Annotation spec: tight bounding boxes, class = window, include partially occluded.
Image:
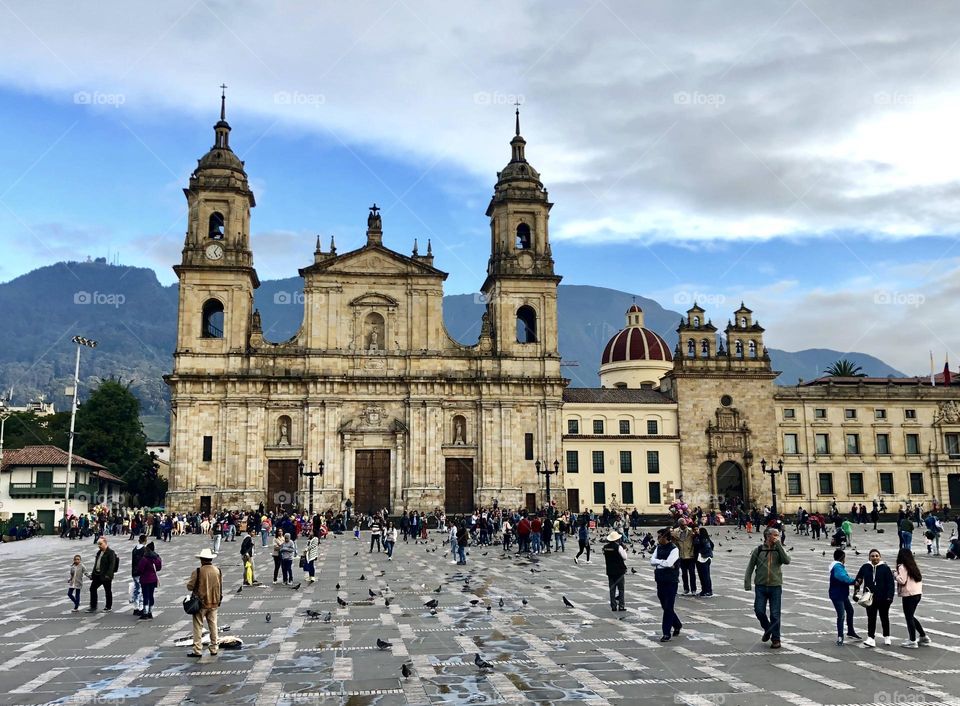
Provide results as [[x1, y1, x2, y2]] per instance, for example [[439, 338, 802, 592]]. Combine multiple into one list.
[[524, 433, 534, 461], [688, 339, 696, 356], [876, 434, 890, 455], [619, 419, 630, 435], [875, 409, 887, 420], [202, 435, 213, 462], [516, 306, 538, 344], [783, 433, 799, 455], [515, 223, 531, 250], [201, 299, 224, 339], [593, 482, 605, 505], [910, 472, 925, 495], [849, 472, 864, 495], [814, 408, 827, 419], [735, 340, 743, 357], [566, 450, 579, 474], [815, 433, 830, 455], [783, 408, 796, 420], [614, 382, 627, 389], [844, 408, 857, 420], [748, 340, 757, 358], [646, 419, 658, 435], [567, 419, 579, 435], [648, 481, 662, 505], [646, 450, 660, 474], [906, 434, 920, 455], [592, 450, 604, 473], [946, 433, 960, 459], [786, 473, 802, 495], [846, 433, 860, 455], [905, 409, 917, 420], [818, 472, 834, 495], [879, 473, 894, 495], [619, 451, 633, 473], [701, 339, 709, 356], [621, 481, 634, 504], [35, 470, 53, 489], [208, 211, 224, 239], [593, 419, 604, 435]]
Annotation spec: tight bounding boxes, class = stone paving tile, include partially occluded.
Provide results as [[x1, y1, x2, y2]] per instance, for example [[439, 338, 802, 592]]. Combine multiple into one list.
[[1, 523, 959, 704]]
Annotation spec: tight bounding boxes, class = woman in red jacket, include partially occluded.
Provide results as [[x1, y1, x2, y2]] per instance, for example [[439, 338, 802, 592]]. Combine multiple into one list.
[[136, 541, 162, 620]]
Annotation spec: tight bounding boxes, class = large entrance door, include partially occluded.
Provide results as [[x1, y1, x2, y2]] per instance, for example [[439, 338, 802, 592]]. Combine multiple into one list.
[[949, 474, 960, 508], [355, 450, 391, 515], [37, 510, 55, 535], [200, 496, 211, 516], [566, 489, 580, 513], [716, 461, 745, 506], [267, 459, 299, 512], [444, 458, 474, 514]]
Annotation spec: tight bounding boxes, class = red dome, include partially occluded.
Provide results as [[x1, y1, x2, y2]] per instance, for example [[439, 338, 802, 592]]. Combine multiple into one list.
[[627, 303, 642, 313], [601, 326, 672, 364]]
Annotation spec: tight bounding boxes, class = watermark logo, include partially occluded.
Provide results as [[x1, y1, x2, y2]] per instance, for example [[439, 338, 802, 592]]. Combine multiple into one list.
[[474, 91, 524, 106], [274, 290, 305, 305], [674, 91, 726, 108], [73, 91, 126, 108], [274, 91, 325, 107], [875, 692, 926, 705], [873, 290, 925, 308], [74, 291, 125, 308], [673, 291, 726, 307], [873, 91, 916, 107]]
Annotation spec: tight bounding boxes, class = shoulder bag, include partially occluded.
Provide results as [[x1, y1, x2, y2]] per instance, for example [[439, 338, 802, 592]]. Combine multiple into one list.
[[183, 568, 202, 615]]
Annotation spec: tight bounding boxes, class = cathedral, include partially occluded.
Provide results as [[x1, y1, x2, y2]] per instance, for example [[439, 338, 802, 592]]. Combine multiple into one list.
[[164, 98, 566, 514]]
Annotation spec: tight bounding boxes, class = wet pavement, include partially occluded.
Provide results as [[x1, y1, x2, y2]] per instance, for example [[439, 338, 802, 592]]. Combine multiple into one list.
[[1, 522, 959, 705]]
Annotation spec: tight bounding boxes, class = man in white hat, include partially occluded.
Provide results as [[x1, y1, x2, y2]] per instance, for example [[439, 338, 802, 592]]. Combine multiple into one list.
[[186, 548, 223, 658], [602, 530, 628, 611]]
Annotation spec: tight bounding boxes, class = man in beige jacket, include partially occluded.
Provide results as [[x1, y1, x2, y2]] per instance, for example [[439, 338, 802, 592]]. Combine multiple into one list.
[[186, 547, 223, 657]]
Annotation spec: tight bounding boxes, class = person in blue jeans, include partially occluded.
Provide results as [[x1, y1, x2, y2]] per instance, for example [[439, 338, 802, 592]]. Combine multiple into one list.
[[827, 548, 860, 645], [650, 529, 682, 641], [744, 527, 791, 649], [899, 517, 914, 551]]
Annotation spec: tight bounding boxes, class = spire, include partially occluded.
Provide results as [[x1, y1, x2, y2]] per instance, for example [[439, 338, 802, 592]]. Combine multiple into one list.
[[329, 234, 336, 255], [213, 84, 231, 150], [412, 237, 419, 256], [427, 239, 432, 256], [515, 100, 521, 137], [315, 234, 321, 253], [220, 83, 227, 121]]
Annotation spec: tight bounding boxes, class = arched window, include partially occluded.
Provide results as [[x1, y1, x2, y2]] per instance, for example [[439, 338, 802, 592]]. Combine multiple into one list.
[[701, 339, 709, 356], [748, 340, 757, 358], [516, 223, 531, 250], [201, 299, 224, 339], [208, 212, 225, 240], [740, 316, 747, 328], [687, 339, 695, 356], [614, 382, 628, 389], [516, 305, 538, 343], [734, 340, 743, 357], [364, 311, 385, 351], [693, 316, 700, 327]]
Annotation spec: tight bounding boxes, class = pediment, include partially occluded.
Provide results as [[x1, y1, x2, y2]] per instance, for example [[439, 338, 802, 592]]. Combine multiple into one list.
[[301, 245, 447, 279]]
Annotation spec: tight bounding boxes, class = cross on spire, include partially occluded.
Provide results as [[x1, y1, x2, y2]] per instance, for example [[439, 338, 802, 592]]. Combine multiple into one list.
[[219, 83, 228, 120], [369, 203, 380, 215], [514, 99, 521, 136]]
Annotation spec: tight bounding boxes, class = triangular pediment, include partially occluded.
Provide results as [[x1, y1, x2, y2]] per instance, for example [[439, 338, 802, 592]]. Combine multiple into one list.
[[300, 245, 447, 278]]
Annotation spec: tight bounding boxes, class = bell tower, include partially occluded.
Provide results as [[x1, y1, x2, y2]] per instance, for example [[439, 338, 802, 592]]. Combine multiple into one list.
[[481, 107, 561, 359], [173, 87, 259, 355]]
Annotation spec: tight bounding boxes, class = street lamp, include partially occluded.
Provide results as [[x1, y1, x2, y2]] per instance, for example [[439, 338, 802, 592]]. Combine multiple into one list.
[[64, 336, 97, 523], [760, 457, 784, 518], [535, 459, 560, 513], [299, 460, 324, 516]]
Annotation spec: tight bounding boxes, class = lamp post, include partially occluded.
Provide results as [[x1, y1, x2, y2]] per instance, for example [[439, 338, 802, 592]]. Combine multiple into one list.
[[64, 336, 97, 524], [535, 459, 560, 514], [299, 460, 324, 516], [760, 457, 784, 518]]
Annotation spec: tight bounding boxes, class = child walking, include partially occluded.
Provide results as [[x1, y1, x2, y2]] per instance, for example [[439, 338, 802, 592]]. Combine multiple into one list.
[[68, 554, 86, 611]]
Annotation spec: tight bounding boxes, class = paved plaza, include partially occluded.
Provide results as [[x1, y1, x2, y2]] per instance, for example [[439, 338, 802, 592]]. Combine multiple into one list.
[[0, 522, 958, 705]]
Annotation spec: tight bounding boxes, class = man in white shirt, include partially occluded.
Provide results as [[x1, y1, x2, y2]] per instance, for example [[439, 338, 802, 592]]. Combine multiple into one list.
[[650, 528, 682, 642]]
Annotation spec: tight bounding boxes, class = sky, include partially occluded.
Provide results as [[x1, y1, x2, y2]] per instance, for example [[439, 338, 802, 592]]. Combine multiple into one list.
[[1, 1, 959, 376]]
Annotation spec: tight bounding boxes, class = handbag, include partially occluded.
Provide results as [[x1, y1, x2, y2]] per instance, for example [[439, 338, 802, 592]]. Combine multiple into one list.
[[299, 555, 307, 570], [183, 569, 202, 615], [856, 588, 873, 607]]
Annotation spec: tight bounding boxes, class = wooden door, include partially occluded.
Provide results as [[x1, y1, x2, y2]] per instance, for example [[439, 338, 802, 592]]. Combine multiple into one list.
[[267, 459, 299, 512], [200, 496, 211, 516], [444, 458, 474, 514], [525, 492, 537, 513], [566, 489, 580, 513], [355, 450, 391, 515]]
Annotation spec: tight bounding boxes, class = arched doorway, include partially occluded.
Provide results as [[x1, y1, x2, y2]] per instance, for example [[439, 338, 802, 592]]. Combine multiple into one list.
[[716, 461, 745, 507]]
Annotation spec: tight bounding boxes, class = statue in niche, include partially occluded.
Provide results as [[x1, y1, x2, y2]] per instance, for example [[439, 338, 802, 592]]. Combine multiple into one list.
[[454, 418, 466, 445], [277, 417, 291, 446]]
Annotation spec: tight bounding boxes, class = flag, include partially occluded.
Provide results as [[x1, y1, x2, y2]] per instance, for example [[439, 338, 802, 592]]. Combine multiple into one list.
[[931, 350, 936, 386], [945, 356, 952, 386]]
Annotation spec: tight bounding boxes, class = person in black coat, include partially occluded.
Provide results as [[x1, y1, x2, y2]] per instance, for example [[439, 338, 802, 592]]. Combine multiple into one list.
[[87, 537, 119, 612], [853, 548, 896, 647]]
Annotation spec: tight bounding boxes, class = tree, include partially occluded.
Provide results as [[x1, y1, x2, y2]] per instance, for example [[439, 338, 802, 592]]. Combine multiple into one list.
[[74, 379, 166, 506], [824, 359, 865, 377], [1, 410, 71, 450]]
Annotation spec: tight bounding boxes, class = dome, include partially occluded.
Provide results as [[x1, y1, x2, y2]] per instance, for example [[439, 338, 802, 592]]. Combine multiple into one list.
[[601, 326, 672, 364], [627, 303, 642, 313], [197, 145, 245, 173]]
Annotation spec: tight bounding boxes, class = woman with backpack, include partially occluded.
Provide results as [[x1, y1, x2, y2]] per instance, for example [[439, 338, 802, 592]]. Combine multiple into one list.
[[853, 548, 895, 647], [895, 548, 929, 648], [135, 541, 162, 620]]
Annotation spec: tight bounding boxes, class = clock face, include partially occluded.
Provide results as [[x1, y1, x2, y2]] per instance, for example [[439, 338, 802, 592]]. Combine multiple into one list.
[[205, 243, 224, 261]]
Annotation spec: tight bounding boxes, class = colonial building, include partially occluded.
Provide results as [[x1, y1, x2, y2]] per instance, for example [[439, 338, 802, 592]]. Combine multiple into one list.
[[165, 101, 566, 514]]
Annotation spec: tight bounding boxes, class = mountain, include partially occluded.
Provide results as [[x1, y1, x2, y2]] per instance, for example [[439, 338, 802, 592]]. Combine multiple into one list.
[[0, 263, 905, 439]]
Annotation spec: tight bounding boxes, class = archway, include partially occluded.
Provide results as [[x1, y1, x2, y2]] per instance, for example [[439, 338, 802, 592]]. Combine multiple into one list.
[[716, 460, 745, 507]]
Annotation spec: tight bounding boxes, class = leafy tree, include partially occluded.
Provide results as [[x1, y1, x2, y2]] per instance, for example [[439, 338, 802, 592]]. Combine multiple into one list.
[[824, 359, 865, 377], [1, 411, 71, 450], [74, 379, 167, 506]]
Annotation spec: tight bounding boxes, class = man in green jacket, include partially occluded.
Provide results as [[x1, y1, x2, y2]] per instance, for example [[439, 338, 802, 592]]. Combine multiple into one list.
[[744, 527, 791, 649]]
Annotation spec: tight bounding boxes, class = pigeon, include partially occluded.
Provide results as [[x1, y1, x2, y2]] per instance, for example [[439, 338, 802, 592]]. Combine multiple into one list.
[[306, 609, 321, 619], [726, 549, 734, 552], [498, 597, 504, 608], [292, 583, 301, 590], [424, 599, 439, 609], [336, 583, 341, 590], [354, 551, 359, 556], [384, 597, 391, 607], [265, 613, 271, 623], [855, 549, 861, 556], [521, 598, 528, 606], [486, 605, 491, 611], [822, 550, 826, 556], [434, 585, 442, 593], [630, 567, 637, 574], [562, 596, 574, 608], [470, 599, 480, 605], [401, 662, 412, 678], [337, 596, 348, 607], [323, 612, 332, 622], [236, 586, 243, 594], [474, 653, 494, 670], [369, 589, 377, 598], [360, 574, 366, 581], [376, 638, 392, 650]]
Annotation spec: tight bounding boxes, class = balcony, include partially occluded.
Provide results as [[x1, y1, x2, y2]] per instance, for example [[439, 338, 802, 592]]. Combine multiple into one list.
[[8, 483, 94, 498]]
